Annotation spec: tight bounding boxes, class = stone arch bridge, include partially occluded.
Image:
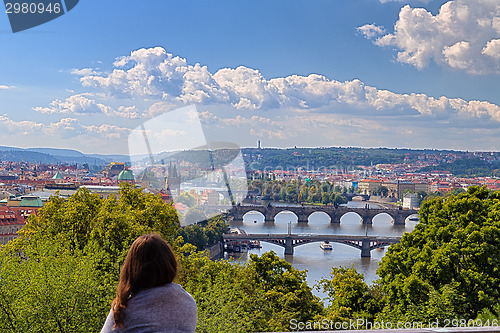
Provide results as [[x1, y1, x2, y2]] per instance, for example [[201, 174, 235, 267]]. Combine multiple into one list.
[[229, 204, 418, 225], [223, 233, 401, 257]]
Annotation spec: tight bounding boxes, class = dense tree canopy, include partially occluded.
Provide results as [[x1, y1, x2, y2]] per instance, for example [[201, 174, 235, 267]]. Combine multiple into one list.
[[377, 186, 500, 321], [0, 183, 180, 332], [2, 183, 500, 332]]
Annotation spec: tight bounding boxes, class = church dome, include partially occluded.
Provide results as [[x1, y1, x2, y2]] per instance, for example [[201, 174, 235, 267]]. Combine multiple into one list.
[[52, 171, 64, 180], [117, 169, 134, 181]]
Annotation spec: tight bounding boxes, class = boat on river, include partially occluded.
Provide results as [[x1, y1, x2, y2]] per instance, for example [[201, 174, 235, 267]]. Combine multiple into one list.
[[225, 228, 248, 252], [249, 240, 262, 248], [320, 241, 333, 250]]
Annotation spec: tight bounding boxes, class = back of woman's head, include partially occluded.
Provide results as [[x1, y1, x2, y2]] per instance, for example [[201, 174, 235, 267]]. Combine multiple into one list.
[[112, 233, 177, 327]]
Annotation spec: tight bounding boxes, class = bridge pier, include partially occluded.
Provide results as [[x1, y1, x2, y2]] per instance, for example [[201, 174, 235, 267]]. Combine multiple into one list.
[[329, 213, 340, 224], [284, 237, 294, 255], [362, 216, 372, 225], [393, 213, 407, 225], [264, 212, 274, 223], [297, 212, 308, 223], [361, 240, 371, 257]]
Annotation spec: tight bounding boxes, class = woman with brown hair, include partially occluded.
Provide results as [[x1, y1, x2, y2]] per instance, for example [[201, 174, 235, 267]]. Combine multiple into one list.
[[100, 233, 197, 333]]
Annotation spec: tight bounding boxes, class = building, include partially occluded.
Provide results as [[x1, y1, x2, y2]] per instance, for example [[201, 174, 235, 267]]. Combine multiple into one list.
[[165, 164, 181, 196], [358, 179, 382, 195], [0, 206, 39, 245], [403, 192, 419, 209], [117, 169, 135, 184], [102, 162, 125, 178]]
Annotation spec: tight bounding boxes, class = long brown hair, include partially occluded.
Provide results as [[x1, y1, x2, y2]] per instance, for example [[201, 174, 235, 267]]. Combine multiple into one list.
[[112, 233, 177, 327]]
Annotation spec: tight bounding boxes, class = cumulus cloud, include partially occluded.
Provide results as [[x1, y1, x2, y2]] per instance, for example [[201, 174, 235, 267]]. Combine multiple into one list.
[[83, 123, 131, 139], [0, 115, 43, 135], [364, 0, 500, 74], [482, 39, 500, 59], [71, 68, 101, 76], [0, 85, 15, 90], [56, 46, 500, 125], [33, 93, 141, 118], [33, 94, 109, 115], [0, 115, 130, 140], [357, 24, 386, 39]]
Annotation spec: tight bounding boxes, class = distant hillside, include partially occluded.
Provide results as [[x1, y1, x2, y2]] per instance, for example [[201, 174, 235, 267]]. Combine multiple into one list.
[[26, 148, 85, 157], [0, 146, 129, 166], [240, 147, 458, 170], [419, 158, 500, 177], [0, 150, 61, 164]]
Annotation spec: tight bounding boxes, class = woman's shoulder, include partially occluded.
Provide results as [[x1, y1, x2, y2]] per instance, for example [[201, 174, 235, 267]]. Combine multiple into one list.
[[135, 283, 195, 305]]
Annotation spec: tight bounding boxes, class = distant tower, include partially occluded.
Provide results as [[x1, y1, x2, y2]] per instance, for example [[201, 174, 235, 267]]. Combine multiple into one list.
[[165, 163, 181, 196], [19, 166, 26, 181], [258, 140, 261, 150]]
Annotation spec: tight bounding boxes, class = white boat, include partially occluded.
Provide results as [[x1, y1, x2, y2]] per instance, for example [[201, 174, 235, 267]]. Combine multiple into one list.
[[320, 241, 333, 250]]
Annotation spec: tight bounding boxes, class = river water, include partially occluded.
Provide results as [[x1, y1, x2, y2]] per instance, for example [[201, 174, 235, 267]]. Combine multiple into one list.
[[226, 201, 418, 301]]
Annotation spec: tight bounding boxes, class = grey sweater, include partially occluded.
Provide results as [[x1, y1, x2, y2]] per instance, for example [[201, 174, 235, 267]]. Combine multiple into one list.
[[100, 283, 197, 333]]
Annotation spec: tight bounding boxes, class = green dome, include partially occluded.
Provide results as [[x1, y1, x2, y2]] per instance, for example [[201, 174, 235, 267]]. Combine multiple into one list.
[[52, 171, 64, 180], [20, 196, 43, 208], [117, 169, 134, 181]]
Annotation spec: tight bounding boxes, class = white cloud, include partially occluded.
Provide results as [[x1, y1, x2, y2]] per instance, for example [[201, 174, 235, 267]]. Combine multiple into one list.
[[114, 105, 140, 119], [83, 124, 131, 139], [33, 93, 141, 119], [0, 85, 15, 90], [0, 115, 130, 140], [482, 39, 500, 59], [366, 0, 500, 74], [71, 68, 100, 76], [357, 24, 386, 39], [33, 94, 107, 115], [0, 115, 43, 135], [59, 47, 500, 125]]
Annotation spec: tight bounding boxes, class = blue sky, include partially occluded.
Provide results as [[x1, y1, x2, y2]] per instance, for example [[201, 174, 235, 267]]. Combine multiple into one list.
[[0, 0, 499, 154]]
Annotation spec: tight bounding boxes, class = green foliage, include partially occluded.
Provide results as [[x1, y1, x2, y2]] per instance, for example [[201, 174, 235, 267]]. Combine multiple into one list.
[[247, 251, 324, 331], [176, 192, 196, 207], [248, 178, 350, 206], [176, 244, 264, 333], [183, 206, 208, 225], [477, 304, 500, 322], [377, 186, 500, 321], [0, 242, 111, 333], [0, 183, 180, 333], [317, 267, 381, 322], [176, 216, 227, 251], [420, 158, 500, 177], [372, 186, 389, 197]]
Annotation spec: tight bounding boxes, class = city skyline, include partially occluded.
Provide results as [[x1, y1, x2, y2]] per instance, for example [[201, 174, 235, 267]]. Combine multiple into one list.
[[1, 0, 499, 154]]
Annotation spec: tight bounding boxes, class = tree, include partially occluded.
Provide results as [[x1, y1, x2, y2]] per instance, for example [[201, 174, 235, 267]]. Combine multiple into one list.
[[377, 186, 500, 321], [317, 267, 381, 323], [0, 183, 180, 332], [373, 186, 388, 197], [183, 207, 207, 225], [247, 251, 323, 331], [176, 192, 196, 207], [321, 192, 331, 205], [176, 244, 264, 333]]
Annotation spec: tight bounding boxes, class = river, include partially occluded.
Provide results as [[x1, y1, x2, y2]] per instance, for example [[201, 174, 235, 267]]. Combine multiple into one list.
[[226, 201, 419, 302]]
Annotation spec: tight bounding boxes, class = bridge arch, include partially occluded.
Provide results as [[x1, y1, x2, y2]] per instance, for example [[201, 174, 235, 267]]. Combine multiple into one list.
[[371, 212, 395, 226], [272, 210, 299, 223], [307, 211, 331, 224], [241, 210, 265, 223], [339, 211, 363, 224]]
